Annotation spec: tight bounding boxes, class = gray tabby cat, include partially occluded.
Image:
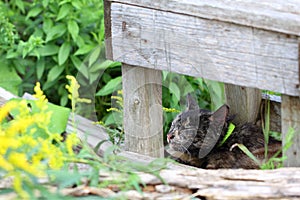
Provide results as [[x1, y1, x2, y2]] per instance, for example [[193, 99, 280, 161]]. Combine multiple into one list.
[[166, 94, 281, 169]]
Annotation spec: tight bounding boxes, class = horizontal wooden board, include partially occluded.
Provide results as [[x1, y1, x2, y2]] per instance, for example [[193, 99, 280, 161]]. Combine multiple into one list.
[[107, 0, 300, 37], [110, 3, 299, 96]]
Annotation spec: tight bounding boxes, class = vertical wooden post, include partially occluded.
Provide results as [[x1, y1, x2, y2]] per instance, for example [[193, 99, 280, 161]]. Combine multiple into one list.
[[103, 0, 113, 60], [122, 64, 164, 157], [224, 84, 261, 125], [282, 95, 300, 167]]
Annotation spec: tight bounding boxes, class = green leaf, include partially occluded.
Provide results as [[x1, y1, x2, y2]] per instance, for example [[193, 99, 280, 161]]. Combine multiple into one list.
[[46, 24, 67, 42], [6, 49, 19, 59], [43, 18, 53, 33], [36, 59, 45, 80], [70, 55, 82, 71], [71, 0, 83, 9], [0, 61, 22, 95], [58, 42, 71, 65], [95, 76, 122, 96], [205, 79, 225, 110], [56, 4, 72, 21], [89, 60, 114, 73], [231, 143, 260, 165], [74, 35, 85, 47], [88, 46, 101, 66], [68, 20, 79, 41], [169, 82, 180, 100], [74, 45, 95, 56], [162, 71, 169, 81], [42, 0, 50, 8], [12, 60, 25, 75], [47, 65, 64, 82], [60, 94, 68, 106], [37, 44, 59, 56], [219, 123, 235, 147], [15, 0, 25, 13], [26, 6, 43, 19]]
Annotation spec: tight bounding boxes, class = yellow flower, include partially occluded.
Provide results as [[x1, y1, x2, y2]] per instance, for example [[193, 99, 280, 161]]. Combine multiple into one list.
[[5, 117, 35, 137], [66, 75, 80, 100], [66, 75, 91, 111], [107, 107, 121, 113], [33, 82, 48, 111], [0, 101, 17, 122], [0, 136, 20, 154], [8, 152, 43, 176], [33, 82, 47, 102], [65, 132, 80, 156], [163, 107, 180, 113]]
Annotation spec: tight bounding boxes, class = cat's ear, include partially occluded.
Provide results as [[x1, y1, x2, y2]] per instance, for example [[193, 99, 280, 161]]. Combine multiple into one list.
[[197, 104, 229, 158], [186, 94, 199, 110], [210, 104, 229, 125]]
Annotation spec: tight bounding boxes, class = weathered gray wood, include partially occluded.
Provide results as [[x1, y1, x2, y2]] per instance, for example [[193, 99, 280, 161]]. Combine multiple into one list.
[[104, 0, 113, 60], [107, 0, 300, 37], [0, 87, 17, 103], [261, 94, 282, 133], [122, 64, 163, 157], [66, 114, 112, 157], [225, 84, 261, 125], [110, 3, 299, 96], [282, 95, 300, 167]]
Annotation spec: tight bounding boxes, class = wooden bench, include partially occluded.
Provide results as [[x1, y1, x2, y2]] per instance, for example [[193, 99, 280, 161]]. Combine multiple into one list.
[[104, 0, 300, 166]]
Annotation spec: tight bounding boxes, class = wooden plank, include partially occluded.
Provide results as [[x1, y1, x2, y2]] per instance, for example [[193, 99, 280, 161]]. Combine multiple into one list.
[[107, 0, 300, 37], [66, 114, 113, 157], [225, 84, 261, 125], [110, 3, 299, 96], [104, 0, 113, 60], [122, 64, 163, 157], [281, 95, 300, 167]]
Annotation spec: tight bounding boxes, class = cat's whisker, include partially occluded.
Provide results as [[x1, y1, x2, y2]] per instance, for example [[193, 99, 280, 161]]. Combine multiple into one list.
[[180, 144, 192, 157]]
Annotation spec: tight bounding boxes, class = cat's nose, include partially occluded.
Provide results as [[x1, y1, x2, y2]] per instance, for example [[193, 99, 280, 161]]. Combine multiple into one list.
[[167, 133, 174, 143]]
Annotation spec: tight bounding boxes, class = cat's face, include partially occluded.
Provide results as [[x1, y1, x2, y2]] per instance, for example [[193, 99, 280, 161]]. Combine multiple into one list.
[[167, 94, 229, 159], [167, 105, 211, 158]]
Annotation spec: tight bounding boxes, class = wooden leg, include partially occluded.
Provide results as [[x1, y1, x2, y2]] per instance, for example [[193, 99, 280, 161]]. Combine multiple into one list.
[[224, 83, 261, 125], [122, 64, 163, 157], [281, 95, 300, 167]]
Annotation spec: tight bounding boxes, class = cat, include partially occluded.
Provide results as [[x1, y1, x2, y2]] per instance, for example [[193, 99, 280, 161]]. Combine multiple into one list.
[[166, 94, 281, 169]]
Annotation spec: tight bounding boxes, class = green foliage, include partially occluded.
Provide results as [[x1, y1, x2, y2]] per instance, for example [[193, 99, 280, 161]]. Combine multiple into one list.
[[219, 122, 235, 147], [0, 58, 22, 95], [0, 77, 171, 199], [0, 0, 120, 110]]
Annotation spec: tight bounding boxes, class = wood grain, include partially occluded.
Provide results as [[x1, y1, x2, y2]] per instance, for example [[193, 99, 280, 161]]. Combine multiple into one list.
[[106, 0, 300, 37], [110, 3, 299, 96], [225, 84, 261, 125], [281, 95, 300, 167], [104, 0, 113, 60], [122, 64, 164, 157]]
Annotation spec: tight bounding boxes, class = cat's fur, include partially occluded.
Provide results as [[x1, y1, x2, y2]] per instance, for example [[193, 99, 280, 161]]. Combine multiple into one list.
[[166, 94, 281, 169]]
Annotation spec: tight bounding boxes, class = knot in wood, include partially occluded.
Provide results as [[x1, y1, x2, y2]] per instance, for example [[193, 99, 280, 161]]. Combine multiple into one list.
[[134, 99, 140, 105]]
